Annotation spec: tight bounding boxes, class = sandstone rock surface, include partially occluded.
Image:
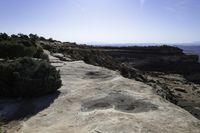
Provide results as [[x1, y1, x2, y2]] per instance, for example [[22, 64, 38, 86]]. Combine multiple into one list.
[[5, 53, 200, 133]]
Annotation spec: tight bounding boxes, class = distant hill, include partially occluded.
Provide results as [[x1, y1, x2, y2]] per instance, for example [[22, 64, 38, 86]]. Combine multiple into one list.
[[92, 43, 162, 46], [177, 45, 200, 62]]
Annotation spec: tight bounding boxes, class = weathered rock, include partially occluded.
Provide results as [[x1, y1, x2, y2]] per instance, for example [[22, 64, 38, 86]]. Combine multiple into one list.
[[52, 53, 72, 61], [41, 43, 200, 119], [4, 54, 200, 133], [146, 73, 200, 119]]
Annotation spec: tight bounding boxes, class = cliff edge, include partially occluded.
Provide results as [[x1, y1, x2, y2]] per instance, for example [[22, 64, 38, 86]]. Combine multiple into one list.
[[5, 51, 200, 133]]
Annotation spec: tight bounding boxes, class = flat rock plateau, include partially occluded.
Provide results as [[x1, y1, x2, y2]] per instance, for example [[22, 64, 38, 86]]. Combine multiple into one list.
[[3, 51, 200, 133]]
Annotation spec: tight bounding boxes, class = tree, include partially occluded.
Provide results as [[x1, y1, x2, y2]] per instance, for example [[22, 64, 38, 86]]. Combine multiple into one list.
[[0, 33, 9, 40], [39, 36, 46, 41], [29, 34, 39, 41], [11, 34, 18, 39], [18, 33, 29, 39], [48, 38, 54, 42]]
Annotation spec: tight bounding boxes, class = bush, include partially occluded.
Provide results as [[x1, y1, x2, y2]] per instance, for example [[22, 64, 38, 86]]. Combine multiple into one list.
[[0, 41, 36, 59], [29, 34, 39, 41], [0, 57, 62, 97], [0, 122, 3, 133], [33, 46, 44, 58], [40, 53, 49, 61], [0, 40, 46, 60], [0, 33, 9, 40], [0, 126, 2, 133]]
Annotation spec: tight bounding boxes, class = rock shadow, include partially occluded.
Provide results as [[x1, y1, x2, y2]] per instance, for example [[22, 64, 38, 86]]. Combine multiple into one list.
[[81, 92, 158, 113], [0, 91, 60, 123]]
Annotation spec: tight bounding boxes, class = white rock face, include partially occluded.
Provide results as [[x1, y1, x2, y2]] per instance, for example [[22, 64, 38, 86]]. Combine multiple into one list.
[[7, 53, 200, 133]]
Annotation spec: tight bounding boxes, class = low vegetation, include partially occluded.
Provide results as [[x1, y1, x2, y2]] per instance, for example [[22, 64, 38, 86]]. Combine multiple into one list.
[[0, 33, 61, 97], [0, 119, 3, 133], [0, 33, 48, 60], [0, 58, 61, 97]]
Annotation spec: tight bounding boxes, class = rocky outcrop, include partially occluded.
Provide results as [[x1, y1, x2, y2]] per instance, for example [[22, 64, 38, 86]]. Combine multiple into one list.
[[40, 42, 200, 83], [96, 46, 200, 84], [4, 52, 200, 133], [145, 72, 200, 119], [39, 42, 200, 119]]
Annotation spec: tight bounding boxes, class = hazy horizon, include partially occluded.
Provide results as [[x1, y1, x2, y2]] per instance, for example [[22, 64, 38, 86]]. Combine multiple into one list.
[[0, 0, 200, 44]]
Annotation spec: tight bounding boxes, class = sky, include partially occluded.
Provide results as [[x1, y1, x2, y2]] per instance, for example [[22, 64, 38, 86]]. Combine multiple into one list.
[[0, 0, 200, 44]]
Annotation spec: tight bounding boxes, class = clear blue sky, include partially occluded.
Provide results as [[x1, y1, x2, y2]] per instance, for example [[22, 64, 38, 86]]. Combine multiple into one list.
[[0, 0, 200, 44]]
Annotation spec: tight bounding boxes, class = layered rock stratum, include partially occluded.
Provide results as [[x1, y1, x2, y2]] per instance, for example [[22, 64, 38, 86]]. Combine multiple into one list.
[[4, 51, 200, 133], [40, 41, 200, 119]]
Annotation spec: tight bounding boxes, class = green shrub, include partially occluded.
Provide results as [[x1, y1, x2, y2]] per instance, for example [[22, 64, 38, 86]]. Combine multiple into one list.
[[0, 33, 9, 41], [0, 40, 47, 60], [33, 46, 44, 58], [0, 123, 2, 133], [40, 53, 49, 61], [0, 126, 2, 133], [0, 42, 29, 58], [0, 33, 46, 60], [0, 118, 3, 133], [29, 34, 39, 41], [0, 41, 34, 59], [0, 57, 62, 97]]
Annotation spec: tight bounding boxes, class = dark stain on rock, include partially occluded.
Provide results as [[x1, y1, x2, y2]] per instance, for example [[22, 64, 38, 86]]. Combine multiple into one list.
[[84, 71, 111, 79], [114, 100, 158, 113], [81, 92, 158, 113], [81, 99, 112, 112]]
